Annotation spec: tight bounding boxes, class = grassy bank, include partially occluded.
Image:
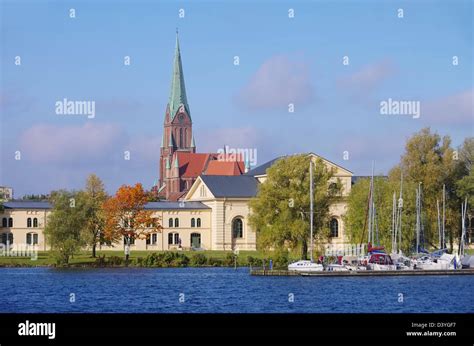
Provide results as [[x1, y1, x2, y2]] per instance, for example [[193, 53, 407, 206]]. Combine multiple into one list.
[[0, 250, 285, 268]]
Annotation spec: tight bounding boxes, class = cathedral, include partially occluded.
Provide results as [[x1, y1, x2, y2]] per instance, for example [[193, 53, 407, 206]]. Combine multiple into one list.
[[157, 33, 246, 201]]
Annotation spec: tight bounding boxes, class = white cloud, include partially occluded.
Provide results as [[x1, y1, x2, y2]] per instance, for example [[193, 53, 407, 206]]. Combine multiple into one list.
[[236, 55, 314, 111]]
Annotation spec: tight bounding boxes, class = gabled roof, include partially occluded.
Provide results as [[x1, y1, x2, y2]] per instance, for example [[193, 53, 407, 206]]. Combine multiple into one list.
[[3, 201, 51, 209], [245, 153, 353, 177], [204, 160, 245, 176], [176, 152, 213, 178], [245, 156, 285, 176], [200, 175, 258, 198]]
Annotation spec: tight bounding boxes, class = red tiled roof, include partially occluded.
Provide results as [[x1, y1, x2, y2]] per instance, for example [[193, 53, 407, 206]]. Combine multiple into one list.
[[167, 191, 187, 202], [205, 160, 245, 175], [176, 152, 212, 178], [175, 152, 245, 178]]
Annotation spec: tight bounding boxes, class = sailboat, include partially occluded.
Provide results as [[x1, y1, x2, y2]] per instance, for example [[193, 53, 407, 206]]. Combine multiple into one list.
[[288, 160, 324, 272], [364, 162, 397, 271]]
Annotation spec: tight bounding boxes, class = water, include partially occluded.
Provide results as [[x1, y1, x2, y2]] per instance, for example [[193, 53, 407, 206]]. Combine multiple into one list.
[[1, 267, 472, 313]]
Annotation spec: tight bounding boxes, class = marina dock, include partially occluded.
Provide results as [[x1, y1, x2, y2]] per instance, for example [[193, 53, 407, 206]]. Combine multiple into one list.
[[250, 268, 474, 277]]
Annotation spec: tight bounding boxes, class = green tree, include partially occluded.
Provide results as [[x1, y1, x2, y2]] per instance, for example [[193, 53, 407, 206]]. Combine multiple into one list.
[[82, 174, 108, 258], [44, 190, 88, 265], [248, 155, 341, 259], [455, 137, 474, 206]]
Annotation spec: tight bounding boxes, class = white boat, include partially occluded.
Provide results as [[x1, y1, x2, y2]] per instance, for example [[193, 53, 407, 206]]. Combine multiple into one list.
[[415, 253, 457, 270], [326, 263, 350, 272], [288, 260, 324, 272]]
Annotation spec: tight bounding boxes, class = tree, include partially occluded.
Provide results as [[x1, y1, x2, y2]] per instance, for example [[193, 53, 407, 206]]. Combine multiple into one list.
[[248, 155, 341, 259], [455, 138, 474, 206], [345, 129, 470, 253], [82, 174, 108, 258], [103, 183, 162, 258], [44, 190, 88, 264]]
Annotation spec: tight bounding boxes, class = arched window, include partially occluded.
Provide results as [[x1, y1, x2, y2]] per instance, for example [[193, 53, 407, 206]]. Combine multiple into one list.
[[168, 232, 180, 245], [191, 218, 195, 227], [26, 233, 38, 245], [27, 218, 32, 228], [1, 233, 13, 244], [169, 218, 173, 228], [197, 218, 201, 227], [33, 218, 38, 228], [330, 218, 339, 238], [180, 128, 184, 147], [232, 218, 243, 239], [146, 234, 157, 245], [174, 218, 179, 228], [8, 218, 13, 227], [1, 218, 6, 228]]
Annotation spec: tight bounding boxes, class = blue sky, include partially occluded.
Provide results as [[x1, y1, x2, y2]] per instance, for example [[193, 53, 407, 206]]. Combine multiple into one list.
[[1, 0, 473, 196]]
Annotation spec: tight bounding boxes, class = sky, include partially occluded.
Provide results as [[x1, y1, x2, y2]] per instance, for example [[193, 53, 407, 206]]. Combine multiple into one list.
[[1, 0, 473, 197]]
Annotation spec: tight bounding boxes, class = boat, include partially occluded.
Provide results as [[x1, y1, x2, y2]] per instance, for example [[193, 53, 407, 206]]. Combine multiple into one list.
[[366, 252, 397, 271], [288, 160, 323, 272], [288, 260, 324, 272], [415, 253, 457, 270]]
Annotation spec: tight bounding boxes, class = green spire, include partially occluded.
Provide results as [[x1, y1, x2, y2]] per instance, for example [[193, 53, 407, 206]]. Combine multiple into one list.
[[190, 134, 195, 148], [165, 157, 170, 169], [168, 30, 190, 121], [174, 155, 179, 168]]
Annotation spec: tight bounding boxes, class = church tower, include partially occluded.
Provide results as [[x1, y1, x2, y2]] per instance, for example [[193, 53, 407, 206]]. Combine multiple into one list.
[[159, 31, 195, 194]]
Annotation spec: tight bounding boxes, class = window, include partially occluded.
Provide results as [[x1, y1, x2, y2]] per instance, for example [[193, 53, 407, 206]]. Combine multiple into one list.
[[179, 128, 184, 147], [8, 218, 13, 227], [197, 218, 201, 227], [146, 233, 158, 245], [26, 233, 38, 245], [330, 218, 339, 238], [168, 232, 179, 245], [232, 218, 243, 238], [174, 218, 179, 228], [191, 218, 195, 227], [33, 218, 38, 228], [200, 185, 206, 197], [1, 218, 6, 228], [169, 218, 173, 228], [27, 218, 32, 228], [1, 233, 13, 244]]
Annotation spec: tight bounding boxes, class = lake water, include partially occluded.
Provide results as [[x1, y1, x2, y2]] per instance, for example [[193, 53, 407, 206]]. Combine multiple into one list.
[[1, 267, 472, 313]]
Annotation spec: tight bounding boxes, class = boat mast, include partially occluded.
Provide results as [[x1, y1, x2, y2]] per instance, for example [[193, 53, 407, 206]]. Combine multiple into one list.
[[310, 160, 314, 263], [437, 199, 442, 249], [442, 184, 446, 249], [368, 161, 374, 244], [391, 191, 396, 252], [460, 198, 468, 256], [415, 183, 421, 253]]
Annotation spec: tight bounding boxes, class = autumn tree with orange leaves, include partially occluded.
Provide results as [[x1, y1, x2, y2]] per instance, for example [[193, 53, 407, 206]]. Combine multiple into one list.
[[103, 183, 162, 256]]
